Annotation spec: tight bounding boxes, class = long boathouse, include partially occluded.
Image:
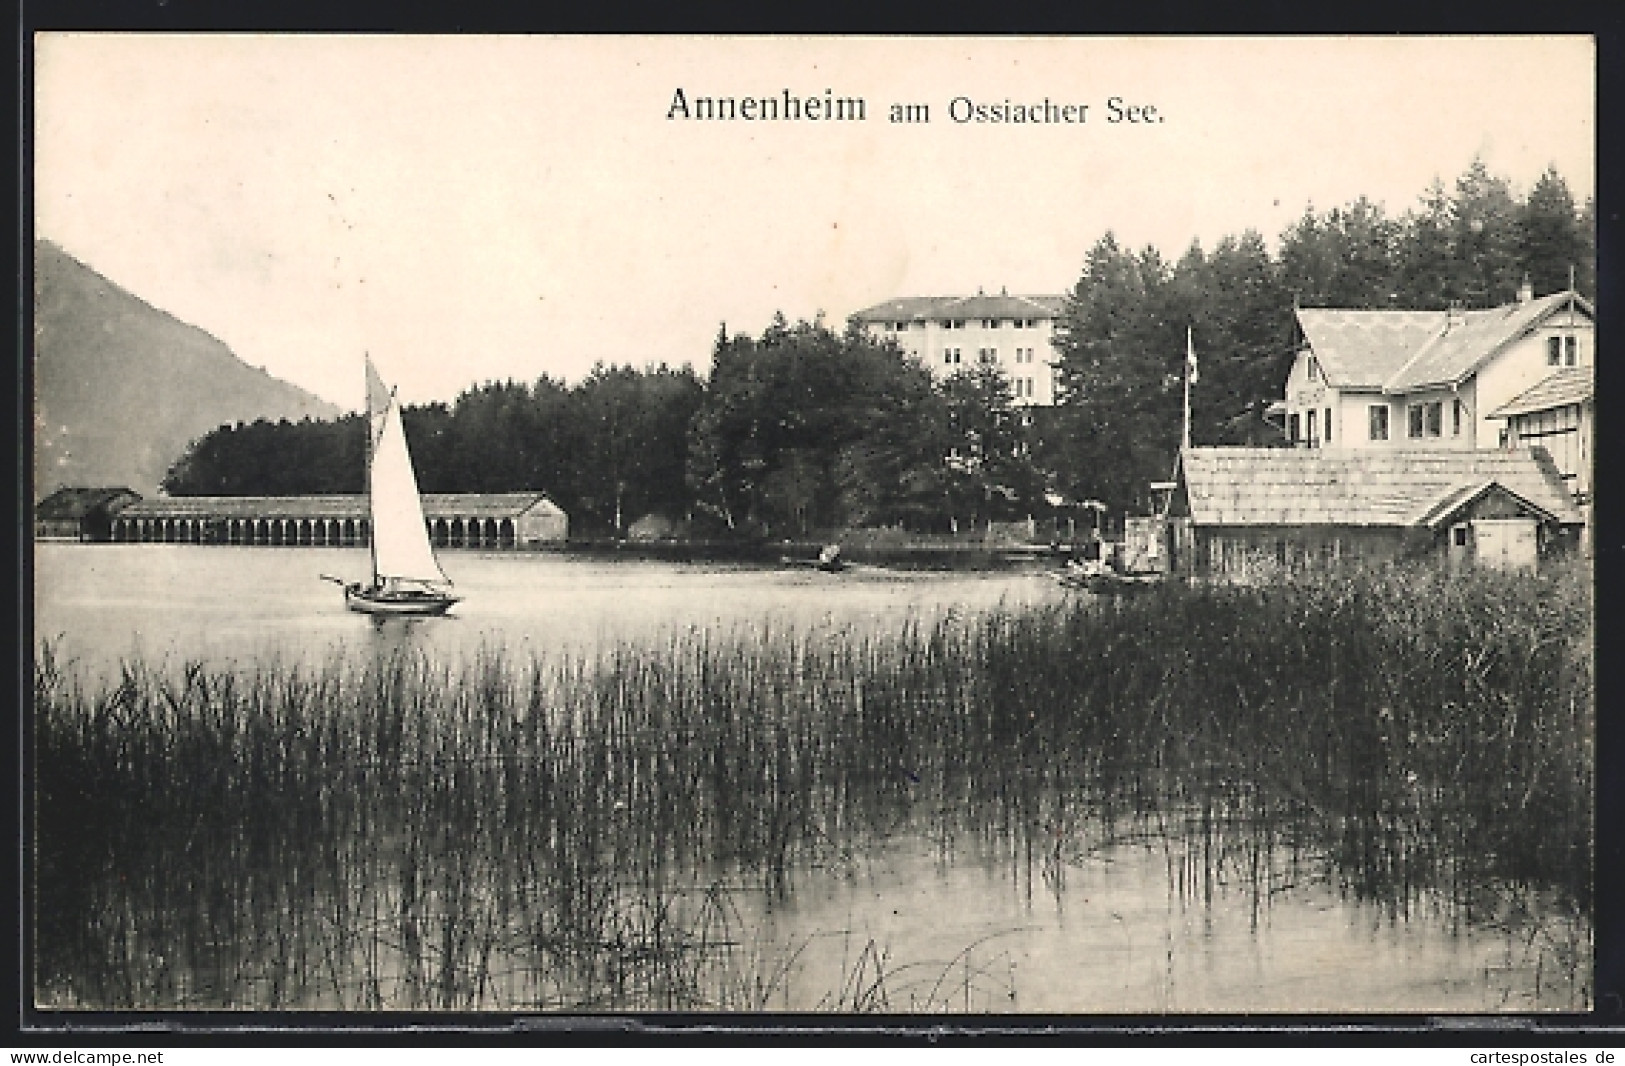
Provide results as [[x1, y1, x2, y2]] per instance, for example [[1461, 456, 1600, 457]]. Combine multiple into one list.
[[109, 493, 568, 549]]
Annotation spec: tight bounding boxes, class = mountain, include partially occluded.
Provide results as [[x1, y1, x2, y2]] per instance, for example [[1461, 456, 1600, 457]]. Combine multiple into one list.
[[32, 240, 342, 497]]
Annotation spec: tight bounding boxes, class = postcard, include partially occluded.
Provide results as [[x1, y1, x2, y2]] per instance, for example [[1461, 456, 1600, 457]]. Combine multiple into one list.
[[29, 34, 1596, 1022]]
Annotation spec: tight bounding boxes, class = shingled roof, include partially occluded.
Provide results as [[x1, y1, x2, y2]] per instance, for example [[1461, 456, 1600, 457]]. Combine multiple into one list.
[[1295, 290, 1592, 393], [1179, 446, 1581, 528], [853, 293, 1066, 323], [1487, 366, 1594, 419], [1295, 310, 1441, 389]]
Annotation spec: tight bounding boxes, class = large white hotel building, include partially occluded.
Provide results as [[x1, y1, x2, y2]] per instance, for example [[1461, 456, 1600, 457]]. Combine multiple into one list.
[[852, 291, 1068, 406]]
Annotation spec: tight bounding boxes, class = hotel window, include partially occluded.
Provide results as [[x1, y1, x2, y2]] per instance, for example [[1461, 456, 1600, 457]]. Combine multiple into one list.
[[1407, 404, 1424, 438], [1324, 407, 1332, 443], [1565, 336, 1578, 366], [1288, 412, 1300, 444], [1369, 405, 1389, 441], [1452, 399, 1462, 436], [1549, 336, 1562, 366], [944, 348, 961, 365], [1307, 356, 1319, 381], [1306, 409, 1319, 445], [1425, 401, 1443, 437]]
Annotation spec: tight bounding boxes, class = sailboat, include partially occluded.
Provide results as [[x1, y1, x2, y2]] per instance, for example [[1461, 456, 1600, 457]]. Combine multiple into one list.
[[325, 357, 460, 616]]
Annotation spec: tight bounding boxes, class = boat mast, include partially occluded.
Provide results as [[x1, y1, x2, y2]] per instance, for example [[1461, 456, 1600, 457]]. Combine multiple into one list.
[[365, 355, 384, 589]]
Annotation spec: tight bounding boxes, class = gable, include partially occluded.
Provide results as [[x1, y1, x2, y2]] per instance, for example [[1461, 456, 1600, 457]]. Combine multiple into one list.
[[1295, 308, 1441, 389], [1409, 480, 1561, 529]]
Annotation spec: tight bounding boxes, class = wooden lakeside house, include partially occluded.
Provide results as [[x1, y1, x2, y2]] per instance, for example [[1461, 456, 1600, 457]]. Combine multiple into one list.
[[33, 486, 141, 541], [1276, 284, 1593, 465], [1161, 446, 1583, 580], [107, 492, 568, 548]]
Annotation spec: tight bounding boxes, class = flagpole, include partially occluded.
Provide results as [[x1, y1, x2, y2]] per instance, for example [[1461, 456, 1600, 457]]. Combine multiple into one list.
[[1181, 326, 1193, 453], [1174, 326, 1194, 486]]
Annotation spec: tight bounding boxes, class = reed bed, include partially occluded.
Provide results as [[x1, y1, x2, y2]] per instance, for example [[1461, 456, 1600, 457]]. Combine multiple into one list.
[[34, 560, 1592, 1010]]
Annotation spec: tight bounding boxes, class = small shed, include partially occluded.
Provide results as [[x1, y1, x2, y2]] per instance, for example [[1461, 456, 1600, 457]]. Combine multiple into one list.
[[1173, 447, 1582, 580], [508, 495, 569, 546], [34, 487, 141, 541]]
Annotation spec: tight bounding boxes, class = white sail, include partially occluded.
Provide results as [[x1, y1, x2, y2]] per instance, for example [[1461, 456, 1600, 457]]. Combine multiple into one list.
[[369, 396, 450, 586]]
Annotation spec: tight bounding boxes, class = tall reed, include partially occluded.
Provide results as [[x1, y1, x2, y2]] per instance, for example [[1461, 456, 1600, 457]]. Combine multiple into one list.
[[34, 560, 1592, 1009]]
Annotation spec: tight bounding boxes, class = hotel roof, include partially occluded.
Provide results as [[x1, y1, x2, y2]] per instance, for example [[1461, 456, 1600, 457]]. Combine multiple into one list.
[[854, 293, 1067, 323]]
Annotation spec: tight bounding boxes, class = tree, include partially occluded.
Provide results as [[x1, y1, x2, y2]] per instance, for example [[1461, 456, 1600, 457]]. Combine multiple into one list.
[[937, 365, 1042, 525], [1451, 156, 1524, 306], [1049, 235, 1192, 512], [1393, 178, 1457, 308], [686, 316, 945, 536], [1520, 166, 1590, 297], [1278, 198, 1397, 308]]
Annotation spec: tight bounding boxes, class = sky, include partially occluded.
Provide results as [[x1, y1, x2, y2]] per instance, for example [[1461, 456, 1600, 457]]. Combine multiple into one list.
[[34, 35, 1595, 411]]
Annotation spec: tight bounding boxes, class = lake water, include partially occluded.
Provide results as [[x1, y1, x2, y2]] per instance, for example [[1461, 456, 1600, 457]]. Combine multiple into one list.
[[34, 544, 1062, 678], [31, 543, 1587, 1013]]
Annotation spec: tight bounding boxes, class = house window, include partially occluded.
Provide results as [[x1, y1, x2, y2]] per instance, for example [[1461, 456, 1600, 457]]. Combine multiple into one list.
[[1426, 401, 1442, 437], [1407, 404, 1424, 438], [1452, 398, 1462, 436], [1452, 525, 1468, 547], [978, 347, 996, 365], [1565, 336, 1578, 366], [1306, 408, 1319, 445], [1288, 412, 1300, 444], [944, 348, 961, 365], [1549, 336, 1562, 366], [1324, 407, 1332, 443], [1369, 405, 1389, 441], [1307, 356, 1319, 381]]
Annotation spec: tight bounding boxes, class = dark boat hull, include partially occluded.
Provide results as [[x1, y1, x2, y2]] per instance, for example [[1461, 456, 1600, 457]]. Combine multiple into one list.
[[1053, 568, 1164, 593], [343, 584, 460, 616]]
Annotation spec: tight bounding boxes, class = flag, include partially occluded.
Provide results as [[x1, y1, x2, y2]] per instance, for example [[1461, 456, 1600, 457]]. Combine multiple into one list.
[[1186, 327, 1199, 385], [365, 354, 392, 448]]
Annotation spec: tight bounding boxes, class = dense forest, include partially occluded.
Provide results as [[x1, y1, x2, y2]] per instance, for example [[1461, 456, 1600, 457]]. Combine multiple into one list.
[[165, 159, 1594, 532]]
